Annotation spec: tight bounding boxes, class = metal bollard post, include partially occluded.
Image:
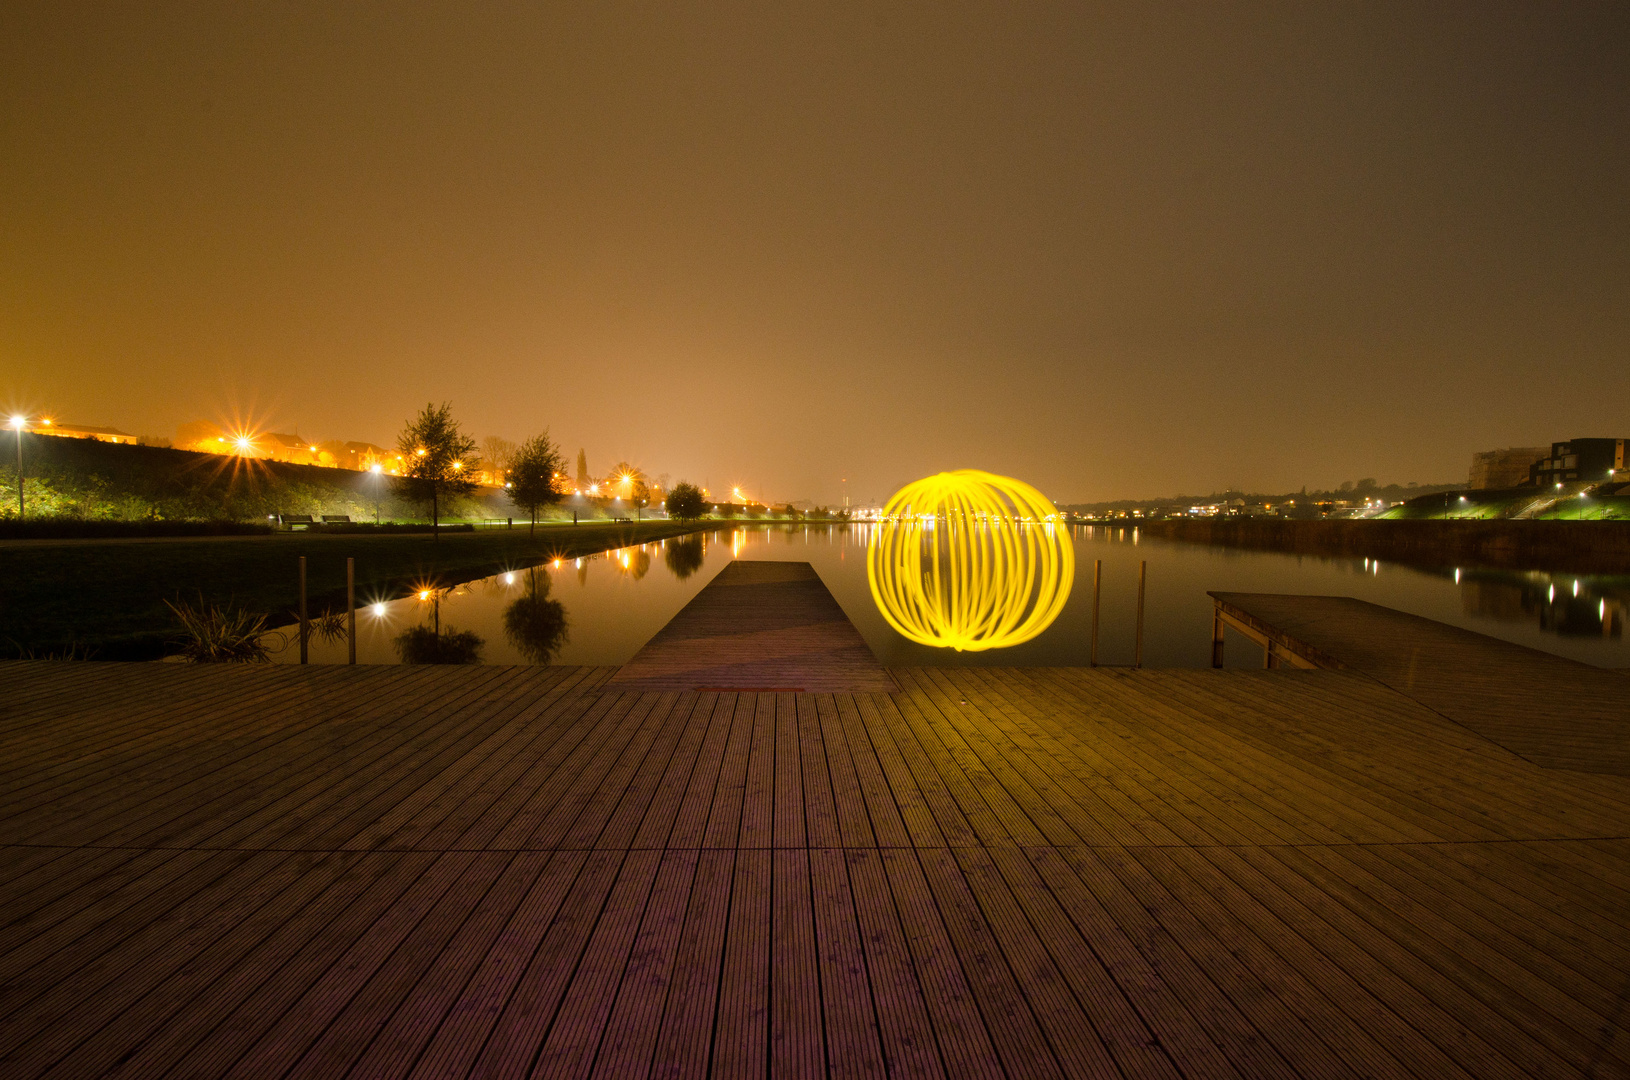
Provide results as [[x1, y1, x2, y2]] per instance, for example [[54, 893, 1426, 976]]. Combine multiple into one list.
[[1134, 560, 1146, 668], [1089, 559, 1101, 667], [346, 557, 356, 665], [298, 556, 308, 665]]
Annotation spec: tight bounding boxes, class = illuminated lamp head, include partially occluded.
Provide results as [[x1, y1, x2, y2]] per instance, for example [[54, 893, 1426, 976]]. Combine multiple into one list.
[[8, 415, 25, 430], [867, 470, 1073, 652]]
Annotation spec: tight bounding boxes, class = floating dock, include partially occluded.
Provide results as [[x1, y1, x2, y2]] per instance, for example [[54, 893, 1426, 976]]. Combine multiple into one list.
[[0, 594, 1627, 1076]]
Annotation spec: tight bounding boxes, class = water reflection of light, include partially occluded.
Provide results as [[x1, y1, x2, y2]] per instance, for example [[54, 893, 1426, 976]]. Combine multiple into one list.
[[371, 603, 387, 617], [504, 573, 516, 585]]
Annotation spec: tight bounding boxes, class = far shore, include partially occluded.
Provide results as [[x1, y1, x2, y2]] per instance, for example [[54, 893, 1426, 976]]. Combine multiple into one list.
[[1133, 517, 1630, 574]]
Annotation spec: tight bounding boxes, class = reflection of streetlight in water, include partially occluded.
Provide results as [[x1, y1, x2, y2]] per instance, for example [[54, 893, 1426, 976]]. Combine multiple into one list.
[[867, 470, 1073, 651]]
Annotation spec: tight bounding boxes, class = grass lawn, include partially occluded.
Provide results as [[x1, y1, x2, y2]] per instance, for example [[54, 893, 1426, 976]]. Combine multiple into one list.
[[1, 520, 710, 659]]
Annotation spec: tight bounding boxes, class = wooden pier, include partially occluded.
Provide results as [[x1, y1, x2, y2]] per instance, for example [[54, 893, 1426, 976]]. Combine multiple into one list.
[[1210, 591, 1630, 775], [2, 579, 1629, 1078], [608, 560, 898, 693]]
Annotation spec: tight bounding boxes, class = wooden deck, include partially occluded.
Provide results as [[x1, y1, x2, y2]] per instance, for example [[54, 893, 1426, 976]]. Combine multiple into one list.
[[608, 560, 898, 693], [2, 659, 1628, 1078], [1210, 592, 1630, 775]]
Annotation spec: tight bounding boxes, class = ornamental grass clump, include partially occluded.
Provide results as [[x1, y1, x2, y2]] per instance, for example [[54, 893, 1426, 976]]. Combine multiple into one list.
[[164, 596, 276, 663]]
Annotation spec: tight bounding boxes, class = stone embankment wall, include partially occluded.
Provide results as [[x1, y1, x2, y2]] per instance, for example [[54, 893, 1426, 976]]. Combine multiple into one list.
[[1135, 518, 1630, 573]]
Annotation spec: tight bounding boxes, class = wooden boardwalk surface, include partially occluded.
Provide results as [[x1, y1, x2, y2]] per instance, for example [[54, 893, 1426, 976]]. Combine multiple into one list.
[[1, 659, 1628, 1078], [608, 560, 898, 693], [1210, 592, 1630, 775]]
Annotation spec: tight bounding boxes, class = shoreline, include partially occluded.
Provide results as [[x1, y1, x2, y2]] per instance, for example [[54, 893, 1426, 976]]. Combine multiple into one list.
[[1131, 518, 1630, 574]]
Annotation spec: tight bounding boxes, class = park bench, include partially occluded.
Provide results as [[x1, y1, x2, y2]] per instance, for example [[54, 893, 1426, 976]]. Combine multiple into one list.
[[322, 515, 351, 523], [281, 514, 314, 528]]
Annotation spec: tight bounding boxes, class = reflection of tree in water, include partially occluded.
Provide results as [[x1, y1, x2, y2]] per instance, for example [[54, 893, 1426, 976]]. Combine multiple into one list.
[[504, 567, 570, 663], [664, 535, 706, 580], [393, 591, 485, 663]]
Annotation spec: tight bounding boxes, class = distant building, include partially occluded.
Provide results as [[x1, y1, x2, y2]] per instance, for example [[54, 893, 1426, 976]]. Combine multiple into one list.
[[258, 433, 320, 465], [27, 421, 137, 445], [1468, 447, 1546, 490], [319, 440, 396, 472], [1530, 438, 1627, 487]]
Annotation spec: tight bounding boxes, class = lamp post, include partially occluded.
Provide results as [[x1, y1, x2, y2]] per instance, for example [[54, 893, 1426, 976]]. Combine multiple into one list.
[[8, 415, 25, 519]]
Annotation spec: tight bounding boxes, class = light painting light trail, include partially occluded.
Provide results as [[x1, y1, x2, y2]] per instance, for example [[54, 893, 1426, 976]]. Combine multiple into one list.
[[867, 470, 1073, 651]]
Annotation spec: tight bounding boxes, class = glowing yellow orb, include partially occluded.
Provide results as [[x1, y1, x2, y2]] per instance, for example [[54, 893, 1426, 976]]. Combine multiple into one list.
[[866, 470, 1074, 651]]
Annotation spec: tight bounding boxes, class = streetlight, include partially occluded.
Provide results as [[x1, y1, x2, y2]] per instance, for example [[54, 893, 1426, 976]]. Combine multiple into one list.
[[8, 415, 25, 519]]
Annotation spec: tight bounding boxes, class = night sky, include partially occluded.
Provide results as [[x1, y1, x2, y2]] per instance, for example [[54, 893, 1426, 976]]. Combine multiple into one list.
[[3, 3, 1625, 504]]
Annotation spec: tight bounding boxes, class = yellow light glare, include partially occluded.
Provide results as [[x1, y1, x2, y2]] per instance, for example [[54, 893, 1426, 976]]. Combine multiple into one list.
[[866, 470, 1073, 652], [8, 415, 25, 429]]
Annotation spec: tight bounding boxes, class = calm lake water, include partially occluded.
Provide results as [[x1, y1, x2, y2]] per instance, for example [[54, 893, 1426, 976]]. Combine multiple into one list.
[[275, 524, 1629, 669]]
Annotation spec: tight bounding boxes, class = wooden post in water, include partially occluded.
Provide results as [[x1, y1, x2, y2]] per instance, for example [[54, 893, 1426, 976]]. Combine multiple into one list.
[[346, 557, 356, 665], [1134, 560, 1146, 668], [1089, 559, 1102, 666], [298, 556, 308, 665], [1211, 603, 1225, 668]]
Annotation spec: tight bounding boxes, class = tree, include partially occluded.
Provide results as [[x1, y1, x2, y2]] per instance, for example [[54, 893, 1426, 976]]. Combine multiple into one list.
[[665, 481, 706, 521], [508, 432, 566, 536], [481, 436, 517, 481], [394, 403, 478, 540], [575, 449, 589, 491]]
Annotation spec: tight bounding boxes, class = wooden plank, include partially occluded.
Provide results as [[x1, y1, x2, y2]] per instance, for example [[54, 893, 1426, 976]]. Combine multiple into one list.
[[276, 851, 514, 1080], [771, 848, 826, 1078], [648, 849, 735, 1080], [659, 694, 738, 850], [737, 693, 777, 850], [337, 850, 553, 1079], [591, 849, 701, 1077], [843, 849, 949, 1079], [712, 848, 771, 1078], [464, 848, 626, 1079], [950, 844, 1123, 1080], [404, 848, 590, 1079], [796, 695, 842, 849], [814, 694, 878, 849], [773, 692, 806, 850], [809, 847, 885, 1076], [530, 848, 664, 1080]]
